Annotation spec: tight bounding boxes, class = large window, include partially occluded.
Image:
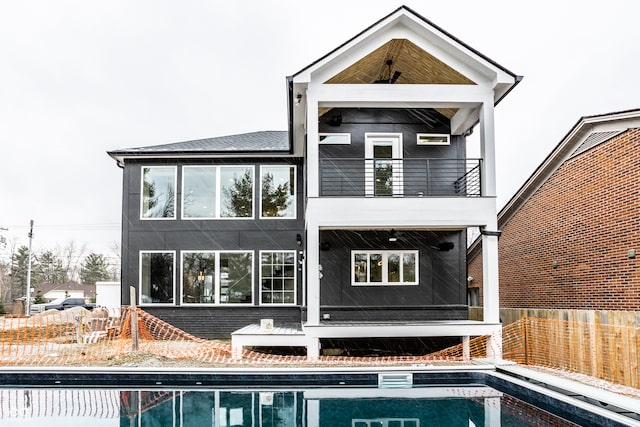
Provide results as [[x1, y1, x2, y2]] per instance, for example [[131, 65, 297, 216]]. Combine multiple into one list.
[[260, 166, 296, 218], [140, 251, 175, 304], [182, 166, 216, 218], [141, 167, 176, 219], [182, 166, 254, 219], [220, 166, 254, 218], [181, 251, 253, 304], [352, 250, 418, 286], [260, 251, 296, 304]]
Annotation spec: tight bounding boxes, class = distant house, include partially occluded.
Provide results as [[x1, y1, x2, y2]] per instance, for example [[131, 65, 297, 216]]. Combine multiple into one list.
[[468, 109, 640, 311], [109, 6, 520, 357], [37, 281, 96, 302]]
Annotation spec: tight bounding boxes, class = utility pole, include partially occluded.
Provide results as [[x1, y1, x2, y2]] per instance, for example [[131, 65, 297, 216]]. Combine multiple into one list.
[[25, 220, 34, 316]]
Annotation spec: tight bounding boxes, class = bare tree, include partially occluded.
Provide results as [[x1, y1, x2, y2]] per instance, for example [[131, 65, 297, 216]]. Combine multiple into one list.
[[57, 241, 87, 282]]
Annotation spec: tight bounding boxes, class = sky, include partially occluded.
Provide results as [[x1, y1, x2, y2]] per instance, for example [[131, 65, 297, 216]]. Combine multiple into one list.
[[1, 0, 639, 261]]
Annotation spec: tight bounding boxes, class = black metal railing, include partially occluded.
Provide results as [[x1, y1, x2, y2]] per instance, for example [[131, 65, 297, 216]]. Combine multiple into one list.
[[319, 158, 482, 197]]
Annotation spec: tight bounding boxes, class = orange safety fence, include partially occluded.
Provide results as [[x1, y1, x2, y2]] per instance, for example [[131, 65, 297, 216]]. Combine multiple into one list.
[[0, 309, 638, 389]]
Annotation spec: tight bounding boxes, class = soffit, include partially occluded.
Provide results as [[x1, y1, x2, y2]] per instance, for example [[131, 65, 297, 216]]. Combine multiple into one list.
[[325, 39, 475, 86], [322, 39, 473, 120]]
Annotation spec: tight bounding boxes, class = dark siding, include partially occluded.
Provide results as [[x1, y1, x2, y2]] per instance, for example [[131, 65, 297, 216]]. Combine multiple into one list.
[[318, 108, 462, 160], [318, 230, 467, 321], [120, 158, 304, 337], [143, 306, 302, 339]]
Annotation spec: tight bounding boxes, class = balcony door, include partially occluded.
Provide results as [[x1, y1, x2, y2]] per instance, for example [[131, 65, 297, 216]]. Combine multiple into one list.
[[365, 133, 403, 196]]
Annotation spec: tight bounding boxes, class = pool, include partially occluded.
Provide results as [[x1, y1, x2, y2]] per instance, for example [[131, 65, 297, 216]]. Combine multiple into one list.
[[0, 366, 637, 426]]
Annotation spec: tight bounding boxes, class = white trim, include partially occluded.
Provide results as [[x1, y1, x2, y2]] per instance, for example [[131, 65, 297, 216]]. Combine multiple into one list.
[[140, 166, 177, 220], [351, 250, 419, 286], [258, 250, 297, 306], [139, 250, 176, 306], [318, 133, 351, 145], [218, 165, 255, 220], [180, 250, 217, 305], [181, 249, 255, 306], [259, 165, 297, 220], [364, 133, 403, 197], [181, 165, 217, 220], [417, 133, 450, 145]]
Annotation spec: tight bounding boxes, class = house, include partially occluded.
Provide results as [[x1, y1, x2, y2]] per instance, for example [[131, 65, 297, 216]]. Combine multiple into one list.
[[108, 6, 520, 358], [468, 109, 640, 311], [37, 281, 96, 302]]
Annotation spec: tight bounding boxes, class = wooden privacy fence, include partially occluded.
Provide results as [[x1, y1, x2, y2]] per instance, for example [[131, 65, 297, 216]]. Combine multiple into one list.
[[468, 307, 640, 389]]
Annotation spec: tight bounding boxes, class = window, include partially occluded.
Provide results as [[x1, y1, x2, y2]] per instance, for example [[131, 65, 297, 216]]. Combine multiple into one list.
[[417, 133, 450, 145], [181, 250, 253, 304], [260, 251, 296, 304], [182, 166, 216, 218], [319, 133, 351, 144], [141, 166, 176, 219], [182, 251, 216, 303], [260, 166, 296, 218], [220, 166, 254, 218], [140, 251, 175, 304], [181, 165, 254, 219], [352, 250, 418, 286]]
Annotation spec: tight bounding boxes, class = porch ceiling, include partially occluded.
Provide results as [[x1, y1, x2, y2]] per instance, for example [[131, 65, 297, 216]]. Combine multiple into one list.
[[323, 39, 476, 120]]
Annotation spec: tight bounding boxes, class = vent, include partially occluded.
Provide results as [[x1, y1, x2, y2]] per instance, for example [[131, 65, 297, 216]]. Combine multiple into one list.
[[378, 373, 413, 388], [571, 130, 623, 158]]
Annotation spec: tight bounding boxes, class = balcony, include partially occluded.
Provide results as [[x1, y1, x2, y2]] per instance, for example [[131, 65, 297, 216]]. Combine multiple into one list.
[[319, 158, 482, 197]]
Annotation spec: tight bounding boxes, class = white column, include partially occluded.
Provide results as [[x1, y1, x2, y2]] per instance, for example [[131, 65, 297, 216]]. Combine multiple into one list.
[[479, 99, 496, 197], [482, 230, 500, 324], [479, 97, 501, 359], [306, 87, 319, 198], [306, 217, 320, 326]]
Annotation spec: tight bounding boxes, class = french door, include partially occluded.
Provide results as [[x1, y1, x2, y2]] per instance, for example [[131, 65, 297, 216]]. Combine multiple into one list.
[[365, 133, 403, 196]]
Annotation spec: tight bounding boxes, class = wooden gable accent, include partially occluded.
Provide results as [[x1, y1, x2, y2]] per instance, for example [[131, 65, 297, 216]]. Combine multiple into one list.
[[324, 39, 476, 86]]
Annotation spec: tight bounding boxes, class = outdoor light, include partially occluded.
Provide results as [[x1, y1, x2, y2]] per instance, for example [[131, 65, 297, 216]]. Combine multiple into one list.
[[388, 229, 398, 242], [296, 233, 303, 246], [295, 93, 302, 105]]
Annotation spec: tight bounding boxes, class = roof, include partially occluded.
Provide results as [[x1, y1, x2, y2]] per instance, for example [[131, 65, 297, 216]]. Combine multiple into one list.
[[38, 281, 97, 299], [108, 131, 289, 165], [291, 5, 520, 86], [468, 108, 640, 260]]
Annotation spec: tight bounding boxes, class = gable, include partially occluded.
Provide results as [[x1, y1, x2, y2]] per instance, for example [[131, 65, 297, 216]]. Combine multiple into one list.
[[325, 39, 476, 86]]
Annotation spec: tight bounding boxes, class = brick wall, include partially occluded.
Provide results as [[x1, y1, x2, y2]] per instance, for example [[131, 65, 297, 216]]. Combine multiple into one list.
[[470, 128, 640, 310]]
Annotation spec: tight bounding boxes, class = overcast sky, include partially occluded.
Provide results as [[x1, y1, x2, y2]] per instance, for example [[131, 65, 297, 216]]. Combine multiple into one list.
[[1, 0, 639, 260]]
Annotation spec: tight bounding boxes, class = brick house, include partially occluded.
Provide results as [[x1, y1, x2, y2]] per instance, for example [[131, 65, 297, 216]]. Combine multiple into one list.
[[468, 109, 640, 310]]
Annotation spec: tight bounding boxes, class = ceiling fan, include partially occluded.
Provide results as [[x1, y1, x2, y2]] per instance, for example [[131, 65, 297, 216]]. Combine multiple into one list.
[[374, 59, 401, 84]]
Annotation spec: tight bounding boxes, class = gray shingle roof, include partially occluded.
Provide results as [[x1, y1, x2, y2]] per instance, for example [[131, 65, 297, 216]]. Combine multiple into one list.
[[109, 131, 289, 158]]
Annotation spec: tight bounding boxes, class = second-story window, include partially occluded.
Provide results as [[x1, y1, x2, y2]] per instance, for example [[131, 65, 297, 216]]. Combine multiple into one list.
[[182, 166, 254, 219], [260, 165, 296, 218], [141, 166, 176, 219]]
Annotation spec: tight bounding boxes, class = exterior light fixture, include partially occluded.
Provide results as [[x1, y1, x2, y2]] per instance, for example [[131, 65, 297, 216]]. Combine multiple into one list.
[[296, 233, 302, 246], [295, 93, 302, 105], [388, 230, 398, 242]]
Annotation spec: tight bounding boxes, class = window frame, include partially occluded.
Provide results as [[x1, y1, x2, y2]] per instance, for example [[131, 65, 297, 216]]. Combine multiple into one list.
[[140, 166, 177, 220], [218, 165, 255, 220], [351, 250, 419, 286], [259, 165, 297, 220], [180, 250, 254, 305], [139, 250, 176, 306], [180, 165, 255, 220], [416, 133, 450, 145], [181, 165, 218, 220], [259, 250, 297, 305], [319, 133, 351, 145]]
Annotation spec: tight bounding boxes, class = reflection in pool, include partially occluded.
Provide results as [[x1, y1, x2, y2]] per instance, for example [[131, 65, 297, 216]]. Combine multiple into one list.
[[0, 386, 580, 426]]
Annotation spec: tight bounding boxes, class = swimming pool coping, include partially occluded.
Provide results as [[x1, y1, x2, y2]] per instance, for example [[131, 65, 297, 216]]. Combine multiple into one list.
[[0, 363, 637, 426]]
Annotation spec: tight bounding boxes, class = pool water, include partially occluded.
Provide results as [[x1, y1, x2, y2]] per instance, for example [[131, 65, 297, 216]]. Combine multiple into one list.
[[0, 386, 580, 426]]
